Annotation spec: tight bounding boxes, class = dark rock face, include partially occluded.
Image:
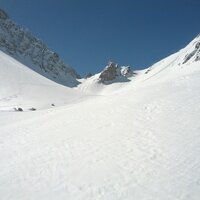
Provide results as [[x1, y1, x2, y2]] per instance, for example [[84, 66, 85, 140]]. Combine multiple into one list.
[[29, 108, 36, 111], [17, 107, 23, 112], [99, 62, 121, 82], [0, 8, 80, 86], [195, 42, 200, 49], [183, 41, 200, 64], [99, 62, 134, 83]]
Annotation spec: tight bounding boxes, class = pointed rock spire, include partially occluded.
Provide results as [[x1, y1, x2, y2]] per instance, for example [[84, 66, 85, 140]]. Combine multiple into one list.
[[0, 8, 9, 20]]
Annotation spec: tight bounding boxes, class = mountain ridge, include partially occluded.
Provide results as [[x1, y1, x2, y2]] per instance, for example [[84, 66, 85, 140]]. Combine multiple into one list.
[[0, 8, 80, 88], [1, 8, 200, 88]]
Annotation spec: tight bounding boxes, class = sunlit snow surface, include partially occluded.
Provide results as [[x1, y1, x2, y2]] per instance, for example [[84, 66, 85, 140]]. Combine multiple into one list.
[[0, 36, 200, 199]]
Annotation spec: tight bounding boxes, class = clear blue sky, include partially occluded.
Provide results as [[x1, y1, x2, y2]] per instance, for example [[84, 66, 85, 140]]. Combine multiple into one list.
[[1, 0, 200, 76]]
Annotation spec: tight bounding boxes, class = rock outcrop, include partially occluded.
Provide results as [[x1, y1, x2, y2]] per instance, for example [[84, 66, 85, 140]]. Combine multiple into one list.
[[183, 41, 200, 64], [121, 66, 134, 77], [99, 62, 134, 83], [99, 62, 121, 82]]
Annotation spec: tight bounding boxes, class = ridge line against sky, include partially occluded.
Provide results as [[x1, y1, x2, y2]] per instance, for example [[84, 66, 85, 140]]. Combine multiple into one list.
[[0, 0, 200, 76]]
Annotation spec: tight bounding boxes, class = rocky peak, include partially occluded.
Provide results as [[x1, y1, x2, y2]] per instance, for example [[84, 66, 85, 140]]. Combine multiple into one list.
[[99, 61, 134, 83], [99, 62, 121, 82], [0, 8, 8, 20]]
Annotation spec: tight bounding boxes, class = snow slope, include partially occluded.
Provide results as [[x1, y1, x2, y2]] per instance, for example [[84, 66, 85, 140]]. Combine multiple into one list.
[[0, 32, 200, 199], [0, 50, 85, 111]]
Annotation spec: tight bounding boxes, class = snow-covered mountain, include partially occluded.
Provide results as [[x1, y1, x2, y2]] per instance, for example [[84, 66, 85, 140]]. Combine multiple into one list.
[[145, 33, 200, 75], [0, 8, 80, 87], [1, 7, 200, 200]]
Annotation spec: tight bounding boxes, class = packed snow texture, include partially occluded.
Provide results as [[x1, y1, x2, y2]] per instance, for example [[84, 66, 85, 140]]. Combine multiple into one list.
[[0, 12, 200, 199]]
